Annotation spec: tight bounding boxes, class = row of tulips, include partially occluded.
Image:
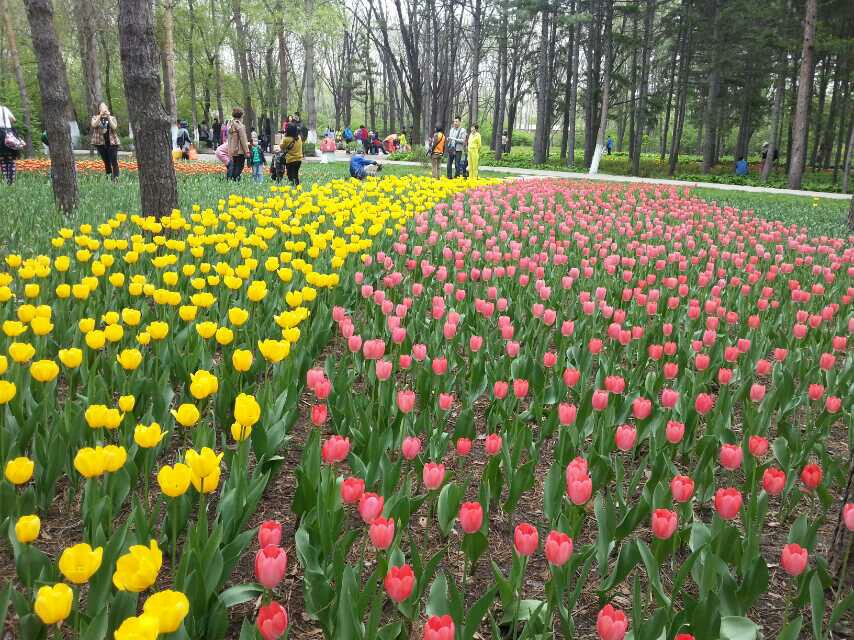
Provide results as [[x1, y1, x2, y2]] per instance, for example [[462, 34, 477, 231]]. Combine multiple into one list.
[[277, 180, 852, 639], [0, 175, 496, 639]]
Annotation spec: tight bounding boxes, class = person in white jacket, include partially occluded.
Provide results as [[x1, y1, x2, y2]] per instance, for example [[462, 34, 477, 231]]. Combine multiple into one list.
[[446, 117, 466, 178]]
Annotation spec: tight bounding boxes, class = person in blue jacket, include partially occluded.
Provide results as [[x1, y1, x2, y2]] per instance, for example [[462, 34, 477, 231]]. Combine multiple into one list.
[[735, 156, 748, 176], [349, 152, 382, 179]]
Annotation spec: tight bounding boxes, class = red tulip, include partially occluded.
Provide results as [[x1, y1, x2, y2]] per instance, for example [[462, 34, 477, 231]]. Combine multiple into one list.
[[825, 396, 841, 413], [714, 487, 742, 520], [808, 384, 826, 401], [749, 383, 766, 403], [469, 336, 483, 352], [485, 433, 502, 456], [780, 543, 808, 576], [396, 389, 416, 413], [458, 502, 484, 534], [513, 523, 539, 556], [694, 354, 709, 371], [762, 468, 786, 495], [591, 389, 609, 411], [543, 352, 557, 368], [755, 359, 771, 376], [566, 474, 593, 505], [431, 357, 448, 375], [748, 436, 768, 457], [589, 338, 603, 354], [819, 352, 835, 370], [384, 564, 415, 602], [321, 435, 350, 464], [423, 615, 455, 640], [614, 424, 636, 452], [314, 379, 331, 400], [255, 545, 287, 589], [800, 463, 822, 489], [493, 381, 509, 399], [340, 477, 365, 504], [544, 530, 573, 566], [563, 368, 581, 387], [256, 601, 288, 640], [651, 509, 678, 540], [632, 397, 652, 420], [719, 443, 743, 470], [604, 376, 625, 394], [438, 393, 454, 410], [558, 403, 577, 426], [456, 437, 472, 456], [358, 492, 384, 523], [670, 475, 694, 503], [401, 436, 421, 460], [665, 420, 685, 444], [675, 635, 695, 640], [423, 463, 445, 490], [369, 517, 395, 550], [694, 393, 714, 415], [596, 604, 628, 640], [258, 520, 282, 548], [664, 361, 680, 378], [844, 503, 854, 531]]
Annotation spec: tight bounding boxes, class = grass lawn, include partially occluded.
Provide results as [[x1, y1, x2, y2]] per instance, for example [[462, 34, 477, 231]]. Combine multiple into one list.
[[0, 164, 847, 256]]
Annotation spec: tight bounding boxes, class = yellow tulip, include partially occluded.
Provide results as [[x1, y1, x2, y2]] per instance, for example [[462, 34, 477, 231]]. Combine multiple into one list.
[[234, 393, 261, 427], [85, 404, 108, 428], [30, 359, 59, 383], [102, 408, 124, 430], [110, 272, 126, 287], [142, 590, 190, 633], [24, 283, 40, 298], [0, 380, 17, 404], [121, 308, 141, 326], [147, 321, 169, 340], [228, 307, 249, 326], [30, 316, 53, 336], [134, 423, 167, 448], [231, 349, 253, 372], [58, 543, 103, 584], [230, 422, 252, 441], [102, 445, 127, 472], [114, 614, 160, 640], [190, 292, 216, 308], [178, 305, 198, 321], [0, 355, 8, 375], [214, 327, 234, 345], [74, 446, 106, 478], [157, 463, 191, 497], [101, 311, 119, 325], [247, 281, 268, 302], [9, 341, 36, 364], [2, 320, 27, 337], [34, 583, 73, 625], [195, 321, 217, 339], [136, 331, 152, 346], [58, 348, 83, 368], [104, 324, 124, 343], [258, 339, 290, 363], [113, 540, 163, 592], [190, 466, 221, 494], [55, 284, 71, 298], [185, 447, 223, 479], [189, 370, 218, 399], [171, 403, 201, 427], [118, 395, 136, 413], [78, 317, 96, 334], [85, 330, 107, 350], [117, 348, 143, 371], [5, 456, 34, 484], [15, 514, 40, 543]]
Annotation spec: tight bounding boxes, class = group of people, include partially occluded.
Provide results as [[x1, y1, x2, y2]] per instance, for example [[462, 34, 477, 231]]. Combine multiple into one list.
[[336, 126, 410, 155], [428, 117, 482, 180]]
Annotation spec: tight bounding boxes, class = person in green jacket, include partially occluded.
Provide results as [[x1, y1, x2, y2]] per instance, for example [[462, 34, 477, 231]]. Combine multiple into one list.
[[467, 124, 482, 180]]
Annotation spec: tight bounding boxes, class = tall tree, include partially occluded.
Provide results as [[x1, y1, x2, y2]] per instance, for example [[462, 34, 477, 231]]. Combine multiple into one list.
[[532, 5, 552, 164], [231, 0, 255, 128], [276, 0, 289, 122], [2, 0, 34, 155], [23, 0, 78, 213], [161, 0, 178, 126], [72, 0, 102, 120], [118, 0, 178, 218], [304, 0, 318, 139], [631, 0, 656, 176], [188, 0, 199, 135], [589, 0, 612, 175], [762, 61, 786, 181], [788, 0, 817, 189], [701, 0, 721, 174], [493, 0, 509, 157], [468, 0, 483, 125]]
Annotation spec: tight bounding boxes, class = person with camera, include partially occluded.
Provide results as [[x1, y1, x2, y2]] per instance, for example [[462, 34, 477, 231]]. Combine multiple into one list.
[[0, 103, 24, 185], [349, 150, 382, 180], [90, 102, 120, 180]]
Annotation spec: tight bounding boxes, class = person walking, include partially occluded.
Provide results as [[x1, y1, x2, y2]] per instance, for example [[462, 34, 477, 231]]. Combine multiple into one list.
[[176, 121, 192, 160], [447, 117, 466, 178], [428, 126, 446, 179], [0, 103, 23, 185], [249, 134, 266, 183], [282, 122, 303, 187], [90, 102, 121, 180], [467, 124, 482, 180], [227, 107, 250, 181]]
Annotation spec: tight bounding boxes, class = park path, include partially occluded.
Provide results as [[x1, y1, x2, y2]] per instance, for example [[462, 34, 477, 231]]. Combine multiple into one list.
[[74, 149, 853, 201]]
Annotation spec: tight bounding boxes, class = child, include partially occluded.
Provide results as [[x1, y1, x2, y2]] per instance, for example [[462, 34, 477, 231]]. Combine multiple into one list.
[[270, 145, 285, 182], [249, 135, 266, 183], [215, 142, 231, 179]]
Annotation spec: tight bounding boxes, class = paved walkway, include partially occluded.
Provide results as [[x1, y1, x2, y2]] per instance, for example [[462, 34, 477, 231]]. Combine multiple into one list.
[[74, 149, 852, 201]]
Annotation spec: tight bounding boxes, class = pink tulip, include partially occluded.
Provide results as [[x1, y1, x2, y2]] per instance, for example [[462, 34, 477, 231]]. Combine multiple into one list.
[[423, 615, 455, 640], [396, 390, 416, 413], [256, 601, 288, 640], [321, 435, 350, 464], [566, 474, 592, 506], [558, 403, 577, 426], [493, 381, 509, 399], [401, 436, 421, 460], [563, 368, 581, 387], [651, 509, 678, 540], [660, 388, 679, 409], [665, 420, 685, 444], [844, 504, 854, 531], [591, 389, 609, 411], [596, 604, 628, 640], [717, 368, 733, 385], [456, 438, 472, 456], [719, 443, 743, 470], [358, 492, 384, 523], [632, 397, 652, 420], [369, 517, 395, 550], [469, 336, 483, 352], [513, 523, 539, 556], [255, 545, 287, 589], [825, 396, 841, 413], [438, 393, 454, 410], [384, 564, 415, 602], [458, 502, 483, 534], [749, 383, 766, 403], [431, 357, 448, 375], [695, 393, 714, 415], [375, 359, 392, 381], [544, 530, 573, 566], [762, 468, 785, 495], [614, 424, 636, 451], [800, 463, 822, 489], [311, 404, 328, 426], [485, 433, 502, 456], [714, 487, 742, 520], [748, 436, 768, 457], [780, 543, 808, 576], [670, 475, 694, 503], [422, 463, 445, 490], [258, 521, 282, 548]]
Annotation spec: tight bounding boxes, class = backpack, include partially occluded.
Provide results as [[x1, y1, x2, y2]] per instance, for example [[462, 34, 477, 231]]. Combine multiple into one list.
[[177, 130, 191, 150]]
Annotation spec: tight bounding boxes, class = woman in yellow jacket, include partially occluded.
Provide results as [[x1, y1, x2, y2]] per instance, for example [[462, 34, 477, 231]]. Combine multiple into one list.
[[467, 124, 482, 179]]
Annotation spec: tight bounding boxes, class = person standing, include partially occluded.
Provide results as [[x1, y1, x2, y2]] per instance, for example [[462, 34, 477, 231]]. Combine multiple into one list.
[[0, 104, 22, 185], [176, 121, 192, 160], [249, 134, 266, 183], [606, 136, 614, 155], [282, 122, 303, 187], [211, 119, 222, 148], [428, 126, 446, 179], [447, 117, 466, 178], [90, 102, 120, 180], [227, 107, 250, 181], [467, 124, 482, 180]]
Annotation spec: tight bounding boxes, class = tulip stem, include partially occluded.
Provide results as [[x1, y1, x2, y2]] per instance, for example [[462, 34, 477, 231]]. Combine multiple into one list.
[[170, 498, 178, 569], [833, 536, 852, 608], [511, 555, 528, 640]]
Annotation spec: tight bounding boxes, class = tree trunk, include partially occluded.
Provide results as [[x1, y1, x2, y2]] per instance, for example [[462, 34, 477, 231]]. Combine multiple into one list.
[[161, 0, 178, 125], [567, 13, 580, 166], [584, 0, 602, 166], [532, 8, 551, 164], [2, 0, 34, 155], [559, 11, 576, 163], [669, 26, 692, 176], [188, 0, 199, 137], [23, 0, 78, 213], [118, 0, 178, 219], [468, 0, 482, 125], [631, 0, 655, 176], [277, 11, 289, 120], [843, 115, 854, 193], [701, 0, 721, 174], [809, 56, 830, 170], [304, 0, 317, 140], [231, 0, 255, 129], [788, 0, 817, 189], [494, 0, 508, 157], [72, 0, 102, 121], [99, 30, 114, 112], [819, 60, 843, 169], [762, 66, 785, 181], [660, 18, 681, 161], [588, 0, 612, 175]]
